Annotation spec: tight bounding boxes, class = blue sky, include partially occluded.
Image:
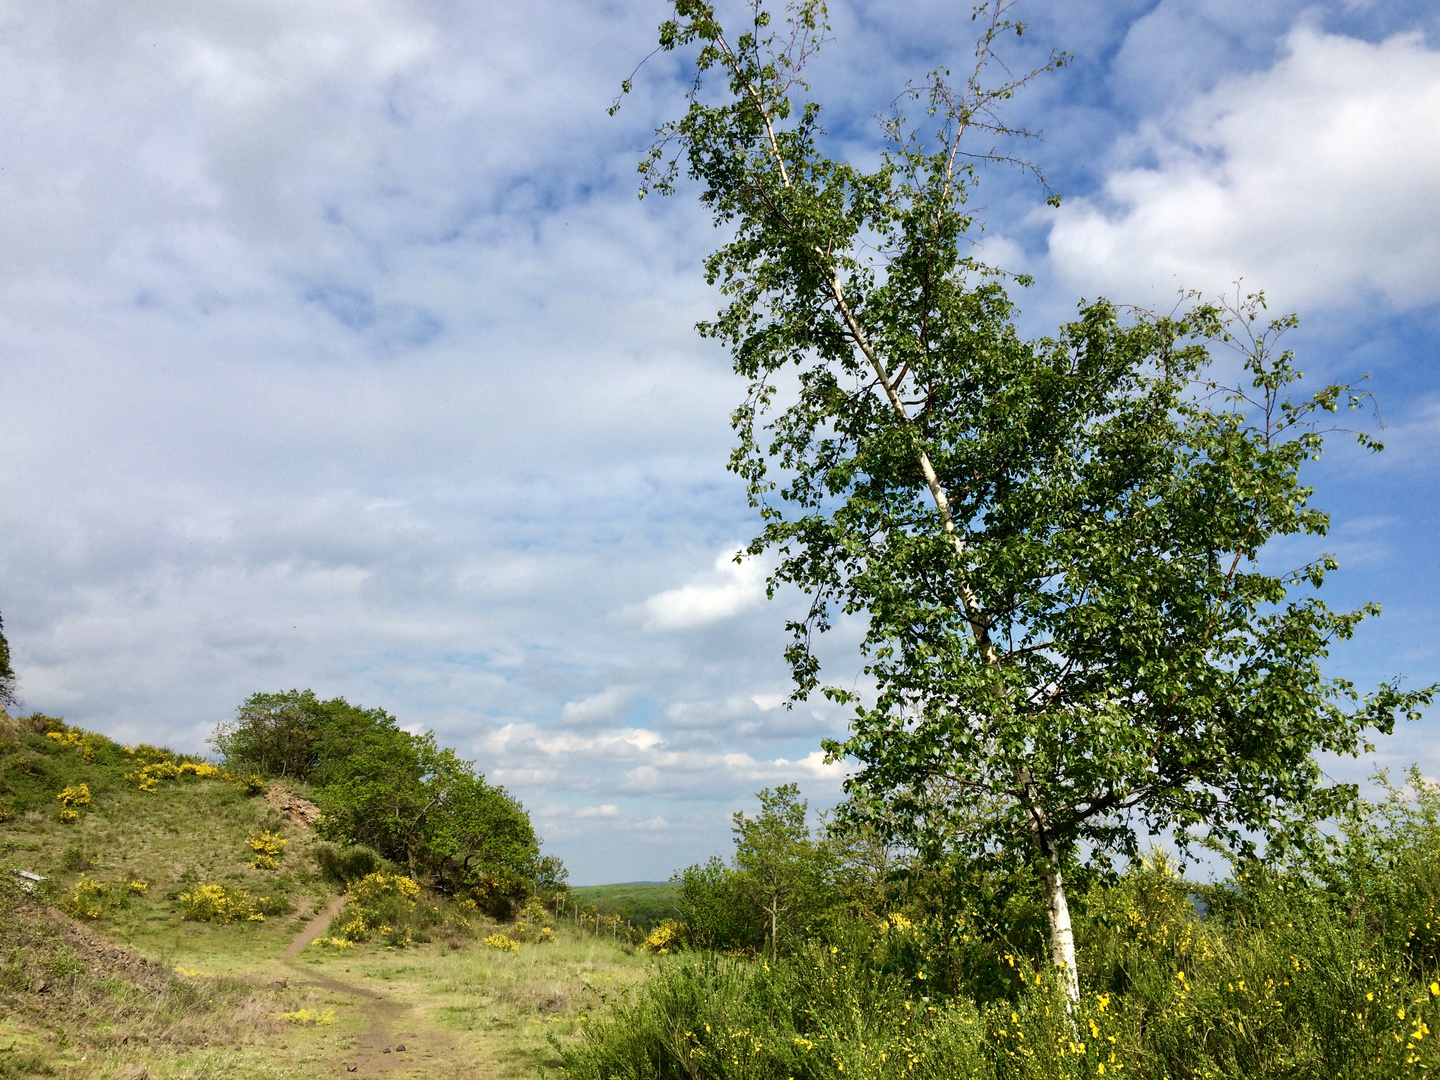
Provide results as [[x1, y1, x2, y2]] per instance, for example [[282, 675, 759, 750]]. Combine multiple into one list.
[[1, 0, 1437, 884]]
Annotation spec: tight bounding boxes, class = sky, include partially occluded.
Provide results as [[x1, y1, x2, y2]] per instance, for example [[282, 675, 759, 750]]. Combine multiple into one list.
[[1, 0, 1437, 885]]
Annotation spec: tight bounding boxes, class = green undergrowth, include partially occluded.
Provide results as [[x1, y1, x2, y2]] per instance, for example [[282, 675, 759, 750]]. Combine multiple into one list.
[[562, 856, 1440, 1080]]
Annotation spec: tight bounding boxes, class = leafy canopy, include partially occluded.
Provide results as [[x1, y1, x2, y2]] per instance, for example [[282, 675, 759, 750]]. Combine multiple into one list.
[[213, 690, 543, 903], [621, 0, 1434, 882]]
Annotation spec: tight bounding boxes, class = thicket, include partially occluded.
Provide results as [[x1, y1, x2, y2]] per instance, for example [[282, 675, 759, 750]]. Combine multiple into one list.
[[211, 689, 564, 917], [567, 772, 1440, 1078]]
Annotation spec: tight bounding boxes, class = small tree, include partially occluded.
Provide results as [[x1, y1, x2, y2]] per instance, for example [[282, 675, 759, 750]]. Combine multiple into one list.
[[0, 612, 18, 708], [675, 854, 743, 950], [623, 0, 1434, 999], [422, 764, 540, 897], [731, 783, 830, 961], [216, 689, 552, 899], [210, 689, 325, 779]]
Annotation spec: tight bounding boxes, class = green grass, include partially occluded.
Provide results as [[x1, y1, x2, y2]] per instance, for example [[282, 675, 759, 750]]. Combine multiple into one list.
[[0, 713, 663, 1078], [571, 882, 679, 930]]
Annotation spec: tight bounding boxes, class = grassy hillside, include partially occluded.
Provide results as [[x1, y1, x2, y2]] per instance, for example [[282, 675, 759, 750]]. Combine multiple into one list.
[[570, 882, 679, 930], [0, 712, 659, 1078]]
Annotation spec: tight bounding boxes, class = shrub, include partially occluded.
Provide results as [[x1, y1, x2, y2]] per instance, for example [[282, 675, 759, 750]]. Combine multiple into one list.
[[323, 871, 479, 947], [60, 875, 147, 920], [62, 875, 116, 920], [330, 872, 429, 946], [313, 841, 384, 885], [676, 855, 748, 951], [512, 896, 557, 943], [61, 840, 94, 871], [55, 783, 90, 824], [45, 731, 94, 760], [236, 773, 267, 797], [25, 713, 66, 735], [177, 883, 266, 924], [128, 757, 234, 793], [245, 828, 287, 870], [483, 933, 520, 953], [643, 919, 685, 954]]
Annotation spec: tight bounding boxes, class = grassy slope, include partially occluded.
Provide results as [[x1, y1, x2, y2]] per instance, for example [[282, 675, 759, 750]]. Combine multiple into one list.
[[0, 715, 660, 1079], [570, 883, 680, 930]]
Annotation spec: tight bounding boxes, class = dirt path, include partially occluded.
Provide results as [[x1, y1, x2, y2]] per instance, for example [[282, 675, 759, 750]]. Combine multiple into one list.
[[284, 895, 348, 959], [281, 898, 473, 1076]]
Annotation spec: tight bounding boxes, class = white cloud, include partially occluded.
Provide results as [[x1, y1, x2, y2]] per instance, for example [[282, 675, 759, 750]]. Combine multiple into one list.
[[1047, 27, 1440, 311], [475, 721, 848, 803], [560, 686, 633, 727], [641, 548, 766, 631], [1, 1, 1435, 886], [575, 804, 618, 818]]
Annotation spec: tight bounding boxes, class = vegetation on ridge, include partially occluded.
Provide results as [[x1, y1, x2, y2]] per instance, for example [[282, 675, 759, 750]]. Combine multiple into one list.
[[0, 706, 641, 1078], [212, 688, 564, 918]]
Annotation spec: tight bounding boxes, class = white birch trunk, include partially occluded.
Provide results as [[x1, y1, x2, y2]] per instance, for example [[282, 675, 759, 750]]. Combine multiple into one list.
[[1036, 858, 1080, 1004]]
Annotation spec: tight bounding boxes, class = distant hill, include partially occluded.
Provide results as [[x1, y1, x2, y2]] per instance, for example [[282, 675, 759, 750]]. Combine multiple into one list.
[[570, 880, 679, 929]]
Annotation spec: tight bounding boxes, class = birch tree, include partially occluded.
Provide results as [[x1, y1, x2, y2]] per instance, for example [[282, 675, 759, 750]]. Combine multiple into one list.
[[620, 0, 1433, 1000]]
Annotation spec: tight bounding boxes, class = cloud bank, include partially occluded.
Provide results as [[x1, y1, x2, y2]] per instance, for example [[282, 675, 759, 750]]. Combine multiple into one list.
[[0, 1, 1436, 882]]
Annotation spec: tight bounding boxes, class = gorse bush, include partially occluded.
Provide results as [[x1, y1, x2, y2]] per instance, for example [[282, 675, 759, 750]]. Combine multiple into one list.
[[55, 782, 91, 823], [642, 920, 684, 955], [60, 875, 147, 920], [483, 932, 520, 953], [245, 827, 287, 870], [45, 730, 102, 761], [127, 755, 236, 793], [511, 895, 557, 943], [323, 870, 490, 948], [176, 883, 273, 924], [329, 871, 437, 947]]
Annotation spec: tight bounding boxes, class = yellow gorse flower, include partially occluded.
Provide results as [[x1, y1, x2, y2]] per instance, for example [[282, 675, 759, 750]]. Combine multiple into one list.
[[245, 828, 288, 870], [177, 883, 265, 924]]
